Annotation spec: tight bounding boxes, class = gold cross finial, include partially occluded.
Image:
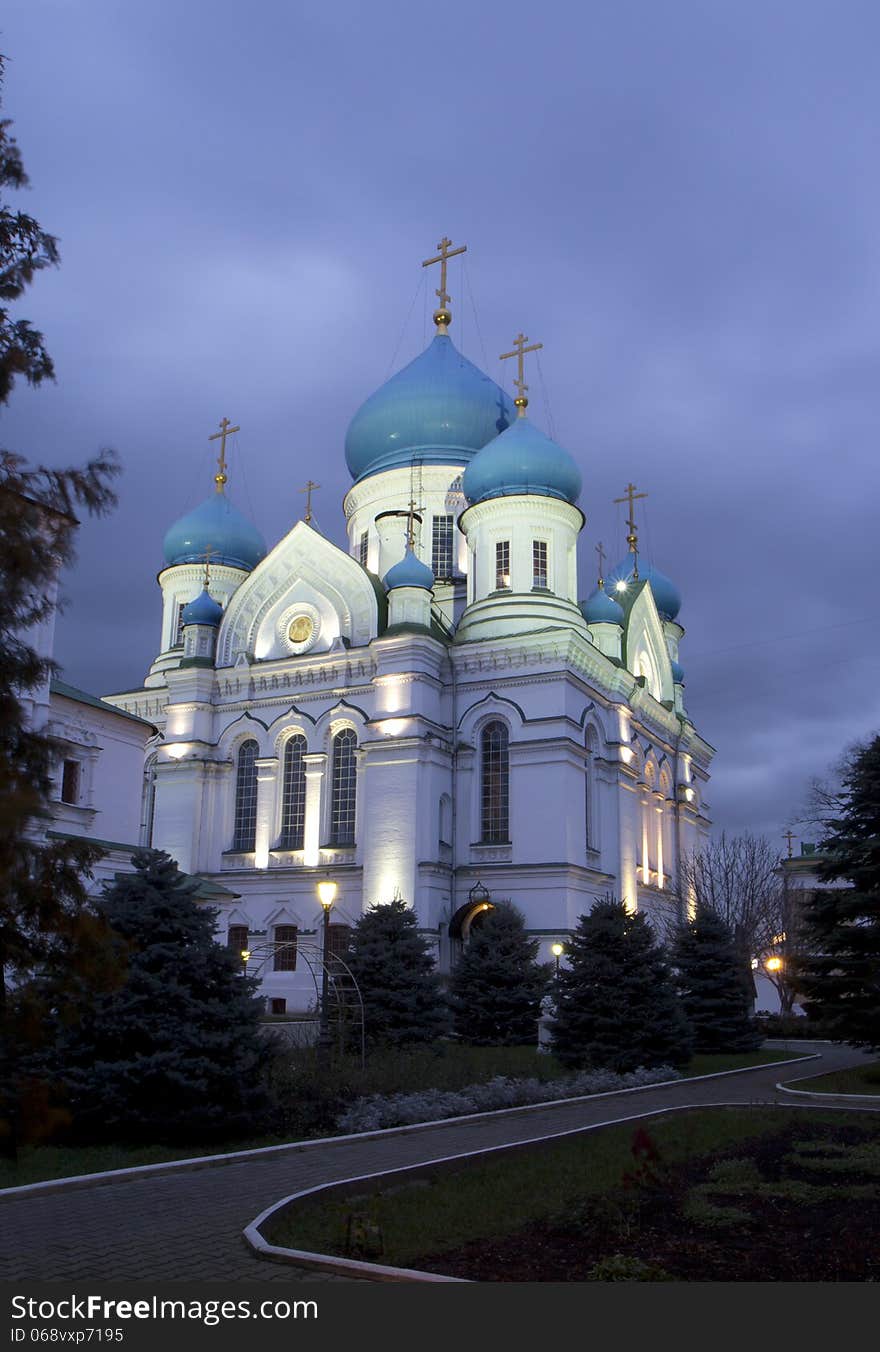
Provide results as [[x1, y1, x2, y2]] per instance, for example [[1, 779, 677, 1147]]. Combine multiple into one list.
[[208, 417, 240, 493], [595, 540, 606, 589], [203, 545, 215, 590], [405, 495, 424, 552], [613, 482, 648, 581], [500, 332, 543, 417], [299, 480, 320, 525], [422, 236, 467, 334], [783, 829, 797, 859]]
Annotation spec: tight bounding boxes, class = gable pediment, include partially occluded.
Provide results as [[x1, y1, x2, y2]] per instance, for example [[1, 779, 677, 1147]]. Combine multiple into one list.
[[622, 584, 673, 705], [216, 522, 381, 667]]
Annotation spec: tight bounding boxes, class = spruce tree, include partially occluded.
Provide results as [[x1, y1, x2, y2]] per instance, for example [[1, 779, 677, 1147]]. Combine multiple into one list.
[[345, 898, 446, 1047], [0, 55, 120, 1156], [551, 897, 691, 1071], [35, 850, 271, 1143], [448, 903, 549, 1045], [672, 905, 760, 1052], [795, 735, 880, 1048]]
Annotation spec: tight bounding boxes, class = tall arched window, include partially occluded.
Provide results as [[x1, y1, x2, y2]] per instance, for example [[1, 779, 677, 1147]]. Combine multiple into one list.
[[584, 726, 597, 850], [480, 720, 509, 843], [232, 738, 258, 851], [330, 728, 357, 845], [278, 734, 307, 849]]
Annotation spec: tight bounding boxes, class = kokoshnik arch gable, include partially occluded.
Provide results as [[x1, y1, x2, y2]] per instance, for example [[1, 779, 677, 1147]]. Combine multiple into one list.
[[104, 238, 713, 1014]]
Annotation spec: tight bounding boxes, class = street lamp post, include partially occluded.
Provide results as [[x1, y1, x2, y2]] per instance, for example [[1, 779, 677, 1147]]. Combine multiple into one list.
[[551, 942, 564, 982], [316, 877, 337, 1064]]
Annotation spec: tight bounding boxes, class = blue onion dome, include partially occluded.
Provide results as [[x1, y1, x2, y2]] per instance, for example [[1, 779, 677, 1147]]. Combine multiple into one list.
[[162, 492, 266, 571], [462, 417, 582, 506], [345, 334, 516, 482], [605, 557, 682, 621], [181, 587, 223, 627], [671, 658, 685, 684], [582, 586, 624, 626], [383, 547, 435, 591]]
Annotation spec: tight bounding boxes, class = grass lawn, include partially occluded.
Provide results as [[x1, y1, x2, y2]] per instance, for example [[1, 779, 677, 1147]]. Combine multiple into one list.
[[0, 1045, 808, 1191], [783, 1059, 880, 1096], [265, 1107, 880, 1280]]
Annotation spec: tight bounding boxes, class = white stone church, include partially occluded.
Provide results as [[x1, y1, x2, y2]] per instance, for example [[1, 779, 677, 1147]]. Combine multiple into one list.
[[105, 246, 713, 1014]]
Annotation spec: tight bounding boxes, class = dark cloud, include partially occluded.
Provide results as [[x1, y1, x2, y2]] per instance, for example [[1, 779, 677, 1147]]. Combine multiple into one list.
[[5, 0, 880, 851]]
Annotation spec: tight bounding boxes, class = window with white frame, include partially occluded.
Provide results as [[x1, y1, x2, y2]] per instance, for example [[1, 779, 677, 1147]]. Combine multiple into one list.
[[329, 728, 357, 845], [232, 739, 258, 851], [278, 734, 307, 849], [60, 758, 81, 805], [532, 540, 549, 589], [495, 541, 510, 590], [480, 720, 510, 843], [432, 515, 454, 578]]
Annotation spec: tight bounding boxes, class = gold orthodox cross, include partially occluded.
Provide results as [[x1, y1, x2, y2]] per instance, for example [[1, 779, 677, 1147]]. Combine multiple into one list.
[[208, 417, 240, 492], [500, 332, 543, 416], [202, 545, 215, 589], [300, 480, 320, 525], [405, 495, 424, 551], [613, 482, 648, 579], [595, 540, 606, 588], [422, 236, 467, 332], [782, 829, 797, 859]]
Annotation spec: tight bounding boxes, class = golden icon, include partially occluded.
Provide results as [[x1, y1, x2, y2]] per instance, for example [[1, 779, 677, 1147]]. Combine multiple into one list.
[[288, 615, 313, 644]]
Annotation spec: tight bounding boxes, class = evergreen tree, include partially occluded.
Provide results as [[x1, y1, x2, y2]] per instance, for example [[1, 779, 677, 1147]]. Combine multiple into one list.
[[795, 735, 880, 1048], [0, 55, 120, 1156], [345, 898, 446, 1047], [551, 897, 692, 1072], [0, 53, 60, 402], [34, 850, 271, 1143], [448, 903, 549, 1045], [672, 905, 760, 1052]]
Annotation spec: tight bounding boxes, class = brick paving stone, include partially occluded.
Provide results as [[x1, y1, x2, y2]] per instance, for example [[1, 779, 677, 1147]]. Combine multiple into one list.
[[1, 1043, 875, 1283]]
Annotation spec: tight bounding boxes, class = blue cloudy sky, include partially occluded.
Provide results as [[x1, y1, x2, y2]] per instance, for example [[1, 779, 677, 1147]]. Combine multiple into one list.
[[4, 0, 879, 847]]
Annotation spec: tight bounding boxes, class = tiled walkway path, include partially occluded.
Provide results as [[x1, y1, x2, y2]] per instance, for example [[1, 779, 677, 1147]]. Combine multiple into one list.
[[1, 1043, 874, 1282]]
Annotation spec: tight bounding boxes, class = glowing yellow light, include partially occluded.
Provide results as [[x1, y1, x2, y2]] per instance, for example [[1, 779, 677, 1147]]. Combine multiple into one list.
[[620, 746, 634, 764], [165, 743, 190, 760], [615, 580, 627, 593], [317, 879, 338, 909], [240, 949, 251, 963], [551, 943, 564, 957], [765, 956, 783, 972]]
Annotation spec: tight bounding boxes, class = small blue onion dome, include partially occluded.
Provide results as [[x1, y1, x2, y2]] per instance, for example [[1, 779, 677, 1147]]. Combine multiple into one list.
[[605, 558, 682, 621], [582, 586, 624, 626], [383, 547, 435, 591], [671, 658, 685, 684], [162, 493, 266, 571], [462, 417, 582, 506], [345, 334, 515, 482], [181, 588, 223, 627]]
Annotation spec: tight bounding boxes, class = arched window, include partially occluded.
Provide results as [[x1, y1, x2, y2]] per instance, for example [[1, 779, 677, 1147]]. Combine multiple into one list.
[[330, 728, 357, 845], [584, 726, 597, 850], [480, 720, 509, 843], [278, 734, 307, 849], [232, 738, 258, 851]]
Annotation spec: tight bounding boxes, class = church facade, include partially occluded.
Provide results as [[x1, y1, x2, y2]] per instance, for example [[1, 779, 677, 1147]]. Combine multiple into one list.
[[106, 247, 713, 1014]]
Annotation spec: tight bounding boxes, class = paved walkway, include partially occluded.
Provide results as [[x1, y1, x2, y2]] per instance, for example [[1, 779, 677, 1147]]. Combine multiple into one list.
[[1, 1043, 875, 1282]]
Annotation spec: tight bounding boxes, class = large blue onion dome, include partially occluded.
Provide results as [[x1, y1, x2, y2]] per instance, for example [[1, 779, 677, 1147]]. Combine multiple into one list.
[[605, 557, 682, 621], [345, 334, 516, 482], [671, 658, 685, 684], [582, 586, 624, 626], [462, 417, 582, 506], [162, 493, 266, 571], [383, 547, 435, 591], [181, 587, 223, 628]]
